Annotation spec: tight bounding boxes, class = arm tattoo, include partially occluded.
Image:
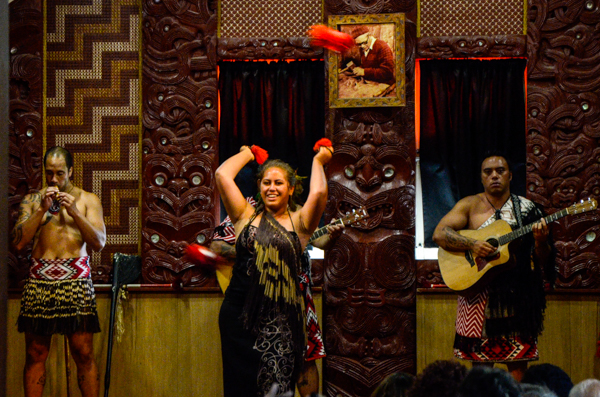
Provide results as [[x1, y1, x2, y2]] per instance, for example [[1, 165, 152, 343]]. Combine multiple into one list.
[[442, 227, 474, 250], [10, 225, 23, 245], [37, 373, 46, 386], [219, 244, 237, 260]]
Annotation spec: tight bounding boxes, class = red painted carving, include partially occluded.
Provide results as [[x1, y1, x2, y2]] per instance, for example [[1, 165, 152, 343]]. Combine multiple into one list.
[[527, 0, 600, 290], [142, 0, 219, 286], [217, 37, 323, 60], [8, 0, 43, 288], [417, 35, 527, 59], [323, 108, 416, 394], [324, 0, 416, 15]]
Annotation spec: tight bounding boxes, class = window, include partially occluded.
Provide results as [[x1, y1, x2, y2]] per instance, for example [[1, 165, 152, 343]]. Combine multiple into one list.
[[415, 58, 527, 258]]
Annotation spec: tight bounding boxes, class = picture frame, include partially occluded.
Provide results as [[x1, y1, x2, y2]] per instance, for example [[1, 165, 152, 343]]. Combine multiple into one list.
[[327, 13, 406, 108]]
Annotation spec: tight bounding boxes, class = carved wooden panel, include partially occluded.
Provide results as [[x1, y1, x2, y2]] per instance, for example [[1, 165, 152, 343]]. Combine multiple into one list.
[[217, 37, 323, 60], [8, 0, 43, 288], [527, 0, 600, 290], [417, 35, 527, 59], [321, 1, 418, 392], [323, 106, 417, 395], [141, 0, 219, 287], [324, 0, 416, 15]]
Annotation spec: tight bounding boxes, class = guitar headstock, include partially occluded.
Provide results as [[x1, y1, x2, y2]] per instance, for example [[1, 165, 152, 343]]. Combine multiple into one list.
[[566, 198, 598, 215], [340, 206, 369, 226]]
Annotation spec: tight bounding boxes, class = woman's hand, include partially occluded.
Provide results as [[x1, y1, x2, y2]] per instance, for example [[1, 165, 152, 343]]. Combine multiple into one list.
[[315, 145, 333, 165], [240, 145, 254, 161]]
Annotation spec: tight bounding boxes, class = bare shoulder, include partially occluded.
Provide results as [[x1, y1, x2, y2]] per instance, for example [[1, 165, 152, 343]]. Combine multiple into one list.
[[77, 188, 103, 212], [452, 195, 482, 213]]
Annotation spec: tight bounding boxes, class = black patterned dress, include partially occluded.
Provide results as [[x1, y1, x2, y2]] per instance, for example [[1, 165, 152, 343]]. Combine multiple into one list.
[[219, 222, 303, 397]]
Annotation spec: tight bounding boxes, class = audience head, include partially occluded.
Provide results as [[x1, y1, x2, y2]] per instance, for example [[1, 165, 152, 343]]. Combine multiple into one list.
[[409, 359, 468, 397], [522, 364, 574, 397], [371, 372, 414, 397], [569, 379, 600, 397], [521, 383, 558, 397], [457, 366, 522, 397]]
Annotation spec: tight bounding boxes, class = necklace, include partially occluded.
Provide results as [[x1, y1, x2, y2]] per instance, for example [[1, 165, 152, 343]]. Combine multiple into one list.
[[484, 195, 508, 221]]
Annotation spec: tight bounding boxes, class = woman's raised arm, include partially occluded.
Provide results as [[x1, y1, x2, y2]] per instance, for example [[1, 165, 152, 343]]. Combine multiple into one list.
[[299, 145, 333, 236], [215, 146, 256, 224]]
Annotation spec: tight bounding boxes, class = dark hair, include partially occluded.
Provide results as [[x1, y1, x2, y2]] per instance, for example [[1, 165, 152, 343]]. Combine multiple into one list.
[[371, 372, 414, 397], [480, 149, 512, 172], [44, 146, 74, 170], [255, 159, 305, 212], [457, 366, 521, 397], [521, 364, 573, 397], [409, 360, 468, 397]]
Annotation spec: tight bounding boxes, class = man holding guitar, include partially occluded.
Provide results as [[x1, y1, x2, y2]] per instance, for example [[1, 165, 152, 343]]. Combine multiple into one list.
[[433, 152, 553, 381]]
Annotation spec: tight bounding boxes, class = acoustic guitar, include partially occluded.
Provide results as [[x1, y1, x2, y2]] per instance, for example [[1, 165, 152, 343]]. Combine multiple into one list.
[[438, 198, 597, 295], [216, 207, 369, 293]]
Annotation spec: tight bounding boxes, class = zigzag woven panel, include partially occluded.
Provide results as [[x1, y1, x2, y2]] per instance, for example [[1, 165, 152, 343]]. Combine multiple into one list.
[[220, 0, 322, 38], [419, 0, 524, 37], [44, 0, 141, 282]]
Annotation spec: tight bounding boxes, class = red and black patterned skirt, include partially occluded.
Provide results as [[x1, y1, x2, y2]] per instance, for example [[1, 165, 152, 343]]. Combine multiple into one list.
[[18, 257, 101, 336]]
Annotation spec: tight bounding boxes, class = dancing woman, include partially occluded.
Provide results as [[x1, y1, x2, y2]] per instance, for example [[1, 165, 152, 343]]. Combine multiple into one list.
[[216, 143, 332, 397]]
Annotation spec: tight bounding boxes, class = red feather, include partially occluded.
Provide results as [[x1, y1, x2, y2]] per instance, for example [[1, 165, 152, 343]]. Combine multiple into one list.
[[185, 244, 222, 268], [308, 25, 355, 53], [251, 145, 269, 165], [313, 138, 333, 152]]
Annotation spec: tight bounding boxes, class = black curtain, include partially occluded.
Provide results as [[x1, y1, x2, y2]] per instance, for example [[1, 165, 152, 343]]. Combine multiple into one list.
[[420, 59, 527, 247], [218, 60, 325, 216]]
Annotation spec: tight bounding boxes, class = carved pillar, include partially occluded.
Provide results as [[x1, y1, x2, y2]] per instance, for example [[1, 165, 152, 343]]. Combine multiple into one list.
[[8, 0, 43, 288], [141, 0, 219, 287], [527, 0, 600, 289], [322, 1, 418, 395]]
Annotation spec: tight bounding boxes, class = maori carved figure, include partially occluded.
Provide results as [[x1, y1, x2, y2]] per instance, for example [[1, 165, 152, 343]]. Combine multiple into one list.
[[141, 154, 217, 287], [324, 110, 416, 395], [416, 260, 444, 288], [142, 0, 219, 286], [9, 0, 43, 288], [417, 35, 527, 59], [552, 211, 600, 289], [217, 37, 323, 60], [527, 0, 600, 289]]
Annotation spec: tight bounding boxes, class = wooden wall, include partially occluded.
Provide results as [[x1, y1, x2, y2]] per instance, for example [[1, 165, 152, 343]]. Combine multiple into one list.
[[6, 292, 323, 396]]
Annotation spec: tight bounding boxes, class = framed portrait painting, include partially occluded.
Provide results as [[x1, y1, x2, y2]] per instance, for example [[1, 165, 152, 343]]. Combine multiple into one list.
[[327, 13, 405, 108]]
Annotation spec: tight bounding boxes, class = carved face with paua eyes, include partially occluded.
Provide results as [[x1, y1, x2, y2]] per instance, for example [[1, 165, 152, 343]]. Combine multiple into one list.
[[326, 119, 415, 231]]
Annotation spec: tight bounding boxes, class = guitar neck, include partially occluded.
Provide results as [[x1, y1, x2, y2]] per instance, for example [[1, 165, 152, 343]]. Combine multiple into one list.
[[499, 208, 570, 245], [309, 218, 344, 244]]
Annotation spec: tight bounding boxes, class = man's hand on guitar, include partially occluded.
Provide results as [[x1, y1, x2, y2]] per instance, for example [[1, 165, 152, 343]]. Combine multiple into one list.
[[325, 220, 345, 241], [532, 218, 549, 243], [472, 240, 498, 258]]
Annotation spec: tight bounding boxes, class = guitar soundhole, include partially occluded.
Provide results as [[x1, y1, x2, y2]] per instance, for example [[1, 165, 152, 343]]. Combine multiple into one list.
[[485, 238, 499, 256]]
